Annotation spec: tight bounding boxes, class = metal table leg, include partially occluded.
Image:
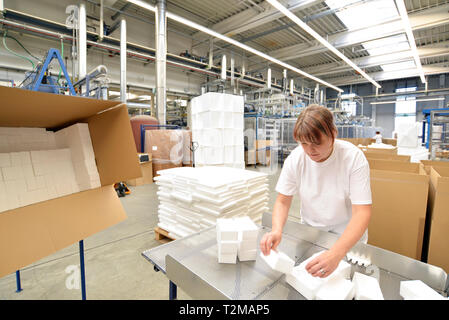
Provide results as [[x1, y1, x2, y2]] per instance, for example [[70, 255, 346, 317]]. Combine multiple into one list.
[[79, 240, 87, 300], [15, 270, 22, 293], [169, 281, 177, 300]]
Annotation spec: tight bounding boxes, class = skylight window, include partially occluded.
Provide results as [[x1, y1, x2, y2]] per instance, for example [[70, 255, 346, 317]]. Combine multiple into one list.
[[325, 0, 398, 31], [361, 34, 410, 56]]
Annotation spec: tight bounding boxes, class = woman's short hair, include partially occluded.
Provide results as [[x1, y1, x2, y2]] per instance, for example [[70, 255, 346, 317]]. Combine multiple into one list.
[[293, 104, 337, 144]]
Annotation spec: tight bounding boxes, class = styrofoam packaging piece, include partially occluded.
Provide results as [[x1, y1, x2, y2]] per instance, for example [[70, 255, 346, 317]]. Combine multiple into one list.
[[237, 249, 257, 262], [217, 240, 239, 255], [352, 272, 384, 300], [400, 280, 445, 300], [216, 219, 239, 241], [2, 166, 24, 181], [218, 253, 237, 264], [10, 152, 22, 166], [286, 267, 325, 300], [315, 276, 355, 300], [259, 250, 294, 274], [238, 239, 257, 253], [298, 251, 351, 280], [0, 153, 11, 168]]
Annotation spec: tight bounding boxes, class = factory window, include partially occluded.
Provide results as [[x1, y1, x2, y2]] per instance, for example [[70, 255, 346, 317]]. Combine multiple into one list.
[[394, 87, 417, 133]]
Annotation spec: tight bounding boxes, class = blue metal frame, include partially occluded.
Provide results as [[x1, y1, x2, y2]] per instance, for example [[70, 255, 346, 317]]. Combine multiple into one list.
[[422, 108, 449, 148], [15, 270, 22, 293], [140, 124, 181, 153], [169, 281, 177, 300], [24, 48, 76, 95]]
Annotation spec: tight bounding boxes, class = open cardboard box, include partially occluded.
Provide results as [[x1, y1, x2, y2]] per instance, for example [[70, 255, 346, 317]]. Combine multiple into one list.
[[364, 152, 410, 162], [367, 159, 429, 261], [420, 159, 449, 175], [0, 86, 141, 278], [423, 166, 449, 273]]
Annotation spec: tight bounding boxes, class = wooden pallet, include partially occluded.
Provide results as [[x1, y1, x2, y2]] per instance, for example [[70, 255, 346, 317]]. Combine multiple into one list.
[[154, 227, 175, 244]]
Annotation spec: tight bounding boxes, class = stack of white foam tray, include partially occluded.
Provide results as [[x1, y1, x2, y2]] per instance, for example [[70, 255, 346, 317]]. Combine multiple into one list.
[[154, 166, 268, 239], [216, 217, 259, 264], [0, 123, 101, 213], [400, 280, 445, 300], [352, 272, 384, 300], [191, 92, 245, 169]]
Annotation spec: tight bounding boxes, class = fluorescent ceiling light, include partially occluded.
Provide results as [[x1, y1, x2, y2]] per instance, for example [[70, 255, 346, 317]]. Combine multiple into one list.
[[126, 0, 343, 92], [394, 0, 426, 84], [370, 97, 444, 105], [381, 60, 416, 72], [266, 0, 381, 89]]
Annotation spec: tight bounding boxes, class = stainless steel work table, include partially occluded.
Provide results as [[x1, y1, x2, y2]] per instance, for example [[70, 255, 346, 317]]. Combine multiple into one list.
[[142, 212, 449, 300]]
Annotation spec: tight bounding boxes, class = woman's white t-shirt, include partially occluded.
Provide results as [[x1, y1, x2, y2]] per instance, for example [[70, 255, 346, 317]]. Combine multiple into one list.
[[275, 139, 372, 242]]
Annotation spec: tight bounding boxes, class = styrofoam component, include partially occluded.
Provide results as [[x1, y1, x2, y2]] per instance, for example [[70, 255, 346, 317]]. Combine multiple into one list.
[[315, 276, 355, 300], [286, 267, 325, 300], [2, 166, 24, 181], [218, 253, 237, 264], [216, 219, 239, 241], [297, 251, 351, 280], [237, 249, 257, 262], [259, 250, 294, 274], [352, 272, 384, 300], [238, 239, 257, 253], [218, 240, 239, 254], [0, 153, 11, 168], [400, 280, 445, 300]]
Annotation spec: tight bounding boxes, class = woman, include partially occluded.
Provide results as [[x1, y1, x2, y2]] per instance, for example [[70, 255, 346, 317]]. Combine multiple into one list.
[[260, 104, 372, 278]]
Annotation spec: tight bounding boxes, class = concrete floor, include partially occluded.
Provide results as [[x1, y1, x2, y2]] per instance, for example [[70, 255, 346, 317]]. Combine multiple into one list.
[[0, 166, 300, 300]]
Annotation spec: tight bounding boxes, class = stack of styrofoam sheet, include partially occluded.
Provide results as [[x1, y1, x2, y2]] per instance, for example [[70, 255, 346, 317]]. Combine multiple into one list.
[[0, 123, 101, 213], [400, 280, 445, 300], [260, 250, 295, 274], [352, 272, 384, 300], [0, 149, 79, 213], [55, 123, 101, 191], [0, 127, 56, 152], [191, 92, 244, 169], [154, 166, 269, 239], [216, 217, 259, 264]]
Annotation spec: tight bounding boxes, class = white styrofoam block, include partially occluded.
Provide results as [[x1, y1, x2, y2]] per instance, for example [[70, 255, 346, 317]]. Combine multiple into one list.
[[2, 166, 24, 181], [0, 153, 11, 168], [19, 151, 31, 165], [218, 253, 237, 264], [259, 250, 294, 274], [35, 176, 46, 189], [238, 239, 257, 252], [352, 272, 384, 300], [22, 164, 34, 178], [25, 176, 38, 191], [10, 152, 21, 166], [286, 267, 325, 300], [400, 280, 445, 300], [216, 219, 239, 241], [315, 276, 355, 300], [237, 249, 257, 262], [217, 240, 239, 254]]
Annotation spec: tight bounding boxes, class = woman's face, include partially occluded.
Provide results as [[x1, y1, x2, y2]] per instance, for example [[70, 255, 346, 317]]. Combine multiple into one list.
[[299, 133, 335, 162]]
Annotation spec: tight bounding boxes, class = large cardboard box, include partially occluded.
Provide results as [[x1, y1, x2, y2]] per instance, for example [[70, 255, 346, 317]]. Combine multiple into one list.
[[340, 138, 397, 147], [367, 159, 429, 260], [364, 152, 410, 162], [424, 167, 449, 272], [0, 86, 141, 278]]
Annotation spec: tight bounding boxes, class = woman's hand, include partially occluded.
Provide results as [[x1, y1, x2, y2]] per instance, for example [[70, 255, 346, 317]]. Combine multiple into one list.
[[305, 249, 346, 278], [259, 230, 282, 255]]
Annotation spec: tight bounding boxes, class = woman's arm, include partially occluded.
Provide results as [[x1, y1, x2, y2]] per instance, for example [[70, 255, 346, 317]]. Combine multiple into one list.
[[305, 204, 372, 277], [259, 193, 293, 255]]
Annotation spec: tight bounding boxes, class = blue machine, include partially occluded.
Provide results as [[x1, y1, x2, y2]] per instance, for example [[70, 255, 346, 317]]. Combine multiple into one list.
[[21, 48, 76, 95], [422, 108, 449, 149]]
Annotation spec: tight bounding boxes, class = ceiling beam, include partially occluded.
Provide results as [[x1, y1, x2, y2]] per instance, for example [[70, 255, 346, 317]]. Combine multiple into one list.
[[301, 41, 449, 77], [192, 0, 321, 45], [325, 62, 449, 87], [265, 3, 449, 62]]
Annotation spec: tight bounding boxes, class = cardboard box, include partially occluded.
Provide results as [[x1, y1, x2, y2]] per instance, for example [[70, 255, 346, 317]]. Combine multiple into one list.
[[367, 159, 429, 260], [424, 167, 449, 272], [126, 154, 153, 186], [0, 86, 141, 278], [364, 152, 410, 162], [420, 160, 449, 175], [152, 162, 181, 180], [245, 140, 272, 166], [340, 138, 397, 147], [362, 146, 398, 155]]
